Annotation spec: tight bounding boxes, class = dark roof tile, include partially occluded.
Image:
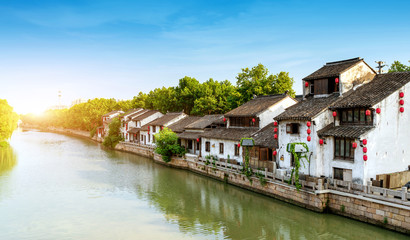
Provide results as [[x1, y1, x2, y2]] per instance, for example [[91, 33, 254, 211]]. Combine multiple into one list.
[[251, 123, 278, 148], [225, 94, 289, 117], [200, 128, 258, 141], [317, 124, 374, 138], [185, 115, 224, 129], [167, 116, 202, 133], [303, 58, 363, 81], [148, 112, 186, 126]]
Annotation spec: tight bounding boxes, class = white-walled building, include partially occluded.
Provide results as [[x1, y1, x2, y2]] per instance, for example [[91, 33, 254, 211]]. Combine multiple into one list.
[[99, 110, 124, 138], [275, 57, 410, 185], [119, 108, 144, 141], [127, 110, 163, 143], [140, 112, 187, 146], [201, 94, 297, 164]]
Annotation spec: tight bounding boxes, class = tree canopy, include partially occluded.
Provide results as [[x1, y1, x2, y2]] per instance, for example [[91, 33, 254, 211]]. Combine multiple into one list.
[[0, 100, 19, 146], [389, 61, 410, 72]]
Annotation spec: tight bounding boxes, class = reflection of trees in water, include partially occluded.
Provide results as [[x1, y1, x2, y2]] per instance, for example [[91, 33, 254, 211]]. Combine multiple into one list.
[[141, 166, 407, 240], [0, 145, 17, 175]]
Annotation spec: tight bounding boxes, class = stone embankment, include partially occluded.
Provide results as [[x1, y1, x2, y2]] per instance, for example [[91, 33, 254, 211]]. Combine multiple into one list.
[[22, 126, 410, 235]]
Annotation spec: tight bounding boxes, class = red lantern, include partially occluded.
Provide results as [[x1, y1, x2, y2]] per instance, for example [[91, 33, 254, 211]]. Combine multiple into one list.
[[307, 136, 311, 142], [223, 118, 226, 122], [307, 121, 311, 127], [307, 129, 311, 134], [274, 128, 278, 133], [134, 134, 137, 137], [237, 143, 241, 147], [252, 118, 256, 123], [362, 139, 367, 145], [274, 134, 278, 139], [148, 126, 150, 130], [400, 100, 404, 105], [400, 107, 404, 113], [305, 82, 309, 87], [376, 108, 381, 114], [363, 147, 367, 153], [365, 110, 371, 116], [273, 150, 277, 156], [196, 138, 200, 142], [335, 78, 339, 84], [274, 121, 278, 126], [363, 155, 368, 161], [332, 111, 337, 117], [400, 92, 404, 98], [352, 142, 357, 149], [161, 126, 164, 130], [319, 139, 324, 145]]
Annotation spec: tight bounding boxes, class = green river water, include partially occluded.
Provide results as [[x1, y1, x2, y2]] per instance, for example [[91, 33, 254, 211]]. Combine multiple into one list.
[[0, 130, 407, 239]]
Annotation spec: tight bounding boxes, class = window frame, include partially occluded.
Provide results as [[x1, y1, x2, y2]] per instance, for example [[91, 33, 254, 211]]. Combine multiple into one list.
[[286, 123, 299, 134], [334, 137, 355, 160], [339, 108, 373, 125], [219, 143, 224, 154], [205, 141, 210, 152], [234, 144, 240, 156]]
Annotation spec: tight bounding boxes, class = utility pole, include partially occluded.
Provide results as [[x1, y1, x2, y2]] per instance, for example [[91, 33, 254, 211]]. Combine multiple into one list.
[[375, 61, 386, 74]]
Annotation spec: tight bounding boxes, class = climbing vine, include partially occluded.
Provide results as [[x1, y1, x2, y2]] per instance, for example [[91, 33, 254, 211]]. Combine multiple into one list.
[[286, 142, 309, 190]]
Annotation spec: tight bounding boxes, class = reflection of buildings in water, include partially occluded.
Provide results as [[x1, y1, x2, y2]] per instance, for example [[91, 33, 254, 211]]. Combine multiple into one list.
[[0, 145, 17, 174]]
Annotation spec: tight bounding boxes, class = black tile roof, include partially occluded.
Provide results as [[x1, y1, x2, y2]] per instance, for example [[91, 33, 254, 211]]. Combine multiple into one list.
[[177, 131, 202, 140], [275, 93, 341, 121], [167, 116, 202, 133], [200, 128, 258, 141], [303, 58, 364, 81], [225, 94, 289, 117], [317, 124, 374, 138], [251, 123, 278, 149], [148, 112, 186, 126], [132, 110, 161, 121], [330, 72, 410, 109], [185, 115, 224, 129]]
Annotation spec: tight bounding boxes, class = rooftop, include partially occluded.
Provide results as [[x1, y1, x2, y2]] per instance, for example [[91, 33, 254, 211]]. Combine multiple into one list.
[[330, 72, 410, 109], [132, 110, 161, 121], [148, 112, 186, 126], [225, 94, 289, 117], [317, 124, 374, 138], [200, 128, 258, 141], [303, 58, 364, 81], [275, 93, 340, 121], [185, 114, 224, 130], [103, 110, 123, 117], [251, 122, 278, 149], [167, 116, 202, 133]]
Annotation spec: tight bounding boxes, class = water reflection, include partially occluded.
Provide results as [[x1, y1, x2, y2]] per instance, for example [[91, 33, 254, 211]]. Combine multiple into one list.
[[0, 145, 17, 175]]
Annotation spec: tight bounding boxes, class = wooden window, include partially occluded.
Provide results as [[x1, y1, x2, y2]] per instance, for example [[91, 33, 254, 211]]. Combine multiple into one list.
[[196, 141, 200, 151], [152, 126, 156, 133], [314, 79, 328, 95], [334, 168, 344, 180], [286, 123, 299, 134], [334, 137, 354, 160], [205, 141, 210, 152], [219, 143, 224, 154], [234, 144, 240, 156], [340, 108, 373, 125], [310, 83, 314, 94], [188, 140, 193, 150]]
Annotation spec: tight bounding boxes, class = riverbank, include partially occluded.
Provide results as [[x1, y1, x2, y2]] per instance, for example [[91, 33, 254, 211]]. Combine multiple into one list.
[[22, 126, 410, 235]]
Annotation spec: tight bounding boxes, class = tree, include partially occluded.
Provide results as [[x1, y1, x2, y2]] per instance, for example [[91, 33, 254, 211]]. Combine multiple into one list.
[[154, 127, 185, 162], [103, 117, 123, 148], [389, 61, 410, 72], [131, 92, 148, 109], [174, 76, 202, 114], [0, 100, 19, 146], [236, 64, 295, 105]]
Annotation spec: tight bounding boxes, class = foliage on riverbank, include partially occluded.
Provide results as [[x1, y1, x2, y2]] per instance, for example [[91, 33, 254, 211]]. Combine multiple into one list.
[[0, 100, 19, 146], [20, 64, 295, 130], [154, 128, 186, 162], [102, 117, 123, 148]]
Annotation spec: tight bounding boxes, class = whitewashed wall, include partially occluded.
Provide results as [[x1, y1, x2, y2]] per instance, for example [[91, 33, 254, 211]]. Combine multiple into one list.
[[257, 97, 297, 128], [201, 137, 242, 163], [340, 61, 376, 94]]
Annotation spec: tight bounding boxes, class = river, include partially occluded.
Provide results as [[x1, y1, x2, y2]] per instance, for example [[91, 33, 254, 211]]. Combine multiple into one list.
[[0, 130, 407, 239]]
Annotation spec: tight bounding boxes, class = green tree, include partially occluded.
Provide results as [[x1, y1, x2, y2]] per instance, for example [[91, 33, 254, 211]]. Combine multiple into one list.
[[0, 100, 19, 146], [103, 117, 123, 148], [174, 76, 202, 114], [131, 92, 148, 109], [145, 87, 179, 113], [389, 61, 410, 72], [236, 64, 295, 104], [154, 127, 185, 162]]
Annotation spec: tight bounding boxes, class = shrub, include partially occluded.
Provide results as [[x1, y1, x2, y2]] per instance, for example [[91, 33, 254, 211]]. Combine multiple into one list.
[[103, 117, 123, 148], [154, 127, 185, 163]]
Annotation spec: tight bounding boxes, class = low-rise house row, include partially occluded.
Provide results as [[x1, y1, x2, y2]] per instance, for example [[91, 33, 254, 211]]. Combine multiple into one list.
[[97, 110, 124, 138], [275, 57, 410, 185], [201, 94, 297, 164], [126, 110, 163, 143]]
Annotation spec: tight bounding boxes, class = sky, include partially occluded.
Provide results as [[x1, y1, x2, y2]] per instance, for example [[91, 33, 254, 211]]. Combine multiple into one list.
[[1, 0, 409, 114]]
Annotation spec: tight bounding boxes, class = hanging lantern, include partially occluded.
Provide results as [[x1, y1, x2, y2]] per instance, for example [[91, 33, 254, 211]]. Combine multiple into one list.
[[319, 139, 324, 145], [274, 134, 278, 139], [237, 143, 241, 147], [148, 126, 150, 130], [223, 118, 226, 122], [305, 82, 309, 87], [332, 111, 337, 117], [307, 129, 311, 134], [307, 136, 311, 142], [196, 138, 200, 142], [335, 78, 339, 84], [252, 118, 256, 123], [363, 155, 368, 161], [362, 139, 367, 145], [307, 121, 311, 127], [400, 92, 404, 98], [363, 147, 368, 153], [274, 121, 278, 126], [273, 150, 277, 156], [400, 107, 404, 113], [274, 128, 278, 133], [365, 110, 371, 116], [161, 126, 164, 130], [376, 108, 381, 114], [352, 142, 357, 149], [400, 100, 404, 105], [134, 134, 137, 137]]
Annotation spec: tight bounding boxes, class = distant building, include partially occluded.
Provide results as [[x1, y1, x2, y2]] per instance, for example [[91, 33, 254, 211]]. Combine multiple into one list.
[[71, 98, 88, 107]]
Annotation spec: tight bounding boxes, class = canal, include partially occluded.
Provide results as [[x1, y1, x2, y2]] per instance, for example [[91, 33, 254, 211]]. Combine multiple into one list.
[[0, 130, 407, 239]]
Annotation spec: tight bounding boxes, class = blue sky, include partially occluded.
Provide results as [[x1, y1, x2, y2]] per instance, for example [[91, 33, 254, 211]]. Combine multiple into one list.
[[1, 0, 409, 114]]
